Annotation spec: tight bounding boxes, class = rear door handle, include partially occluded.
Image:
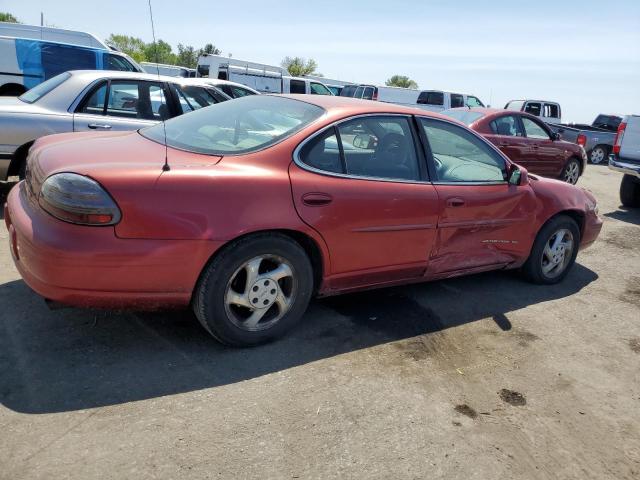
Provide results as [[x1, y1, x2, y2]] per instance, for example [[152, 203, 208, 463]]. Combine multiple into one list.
[[531, 144, 539, 149], [88, 123, 112, 130], [302, 192, 333, 206], [446, 198, 465, 207]]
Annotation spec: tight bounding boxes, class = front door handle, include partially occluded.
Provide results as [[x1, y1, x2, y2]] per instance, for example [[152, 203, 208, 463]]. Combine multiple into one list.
[[88, 123, 112, 130], [446, 198, 465, 207], [302, 192, 333, 207]]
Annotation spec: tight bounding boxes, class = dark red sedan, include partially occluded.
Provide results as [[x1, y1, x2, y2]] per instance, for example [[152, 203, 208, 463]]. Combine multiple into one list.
[[443, 108, 587, 184], [5, 95, 602, 346]]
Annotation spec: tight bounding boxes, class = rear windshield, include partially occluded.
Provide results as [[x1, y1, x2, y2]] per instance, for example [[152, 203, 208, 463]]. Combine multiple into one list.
[[140, 95, 325, 155], [18, 72, 71, 103], [441, 109, 486, 125]]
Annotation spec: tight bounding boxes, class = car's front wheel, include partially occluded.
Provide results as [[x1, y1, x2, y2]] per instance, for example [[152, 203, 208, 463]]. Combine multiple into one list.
[[193, 233, 314, 346], [522, 215, 580, 284], [562, 159, 581, 184]]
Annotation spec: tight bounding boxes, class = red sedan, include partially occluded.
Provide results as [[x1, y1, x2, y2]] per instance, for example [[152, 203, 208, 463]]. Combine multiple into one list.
[[4, 95, 602, 346], [442, 108, 587, 184]]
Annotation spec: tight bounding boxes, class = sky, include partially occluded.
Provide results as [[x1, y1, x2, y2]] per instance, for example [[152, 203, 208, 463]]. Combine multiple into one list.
[[3, 0, 639, 123]]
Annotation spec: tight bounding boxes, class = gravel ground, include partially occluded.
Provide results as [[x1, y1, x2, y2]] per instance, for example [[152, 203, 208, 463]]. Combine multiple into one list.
[[1, 165, 638, 480]]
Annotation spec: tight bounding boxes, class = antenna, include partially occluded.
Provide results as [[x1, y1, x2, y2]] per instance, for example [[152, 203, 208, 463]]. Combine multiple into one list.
[[147, 0, 170, 172]]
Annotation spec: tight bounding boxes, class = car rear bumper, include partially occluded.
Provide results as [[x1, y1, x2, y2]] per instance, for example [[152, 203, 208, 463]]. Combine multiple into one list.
[[5, 183, 221, 309], [609, 155, 640, 179]]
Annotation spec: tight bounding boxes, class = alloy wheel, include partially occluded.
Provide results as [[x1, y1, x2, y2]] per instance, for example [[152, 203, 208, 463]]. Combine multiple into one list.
[[541, 228, 574, 279], [224, 255, 296, 331], [590, 147, 606, 164], [563, 161, 580, 184]]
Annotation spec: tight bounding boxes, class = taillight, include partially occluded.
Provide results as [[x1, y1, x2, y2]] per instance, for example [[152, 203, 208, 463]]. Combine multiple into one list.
[[38, 173, 121, 226], [613, 121, 627, 155], [576, 134, 587, 147]]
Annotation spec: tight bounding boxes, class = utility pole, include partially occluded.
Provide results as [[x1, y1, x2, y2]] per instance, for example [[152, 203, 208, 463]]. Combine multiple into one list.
[[40, 12, 44, 27]]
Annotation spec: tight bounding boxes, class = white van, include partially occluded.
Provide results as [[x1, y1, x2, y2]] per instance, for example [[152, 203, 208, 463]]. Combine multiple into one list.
[[141, 62, 196, 78], [505, 99, 562, 125], [0, 27, 142, 96], [416, 90, 485, 112], [196, 54, 332, 95], [0, 22, 109, 49], [341, 85, 485, 111]]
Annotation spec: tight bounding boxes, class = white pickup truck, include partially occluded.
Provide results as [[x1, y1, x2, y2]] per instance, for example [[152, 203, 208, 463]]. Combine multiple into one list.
[[609, 115, 640, 207]]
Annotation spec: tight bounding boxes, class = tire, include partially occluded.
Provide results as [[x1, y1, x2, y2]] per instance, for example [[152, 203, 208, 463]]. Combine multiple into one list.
[[620, 174, 640, 208], [522, 215, 580, 285], [192, 233, 314, 347], [589, 145, 608, 165], [561, 158, 581, 184]]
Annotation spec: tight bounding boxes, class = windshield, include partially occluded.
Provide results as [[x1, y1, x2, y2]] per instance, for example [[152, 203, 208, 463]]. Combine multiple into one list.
[[441, 109, 486, 125], [340, 85, 357, 97], [19, 72, 71, 103], [140, 95, 325, 155]]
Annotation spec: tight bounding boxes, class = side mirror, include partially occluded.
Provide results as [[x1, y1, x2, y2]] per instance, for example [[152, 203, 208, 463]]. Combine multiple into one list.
[[508, 165, 529, 186], [552, 132, 561, 140]]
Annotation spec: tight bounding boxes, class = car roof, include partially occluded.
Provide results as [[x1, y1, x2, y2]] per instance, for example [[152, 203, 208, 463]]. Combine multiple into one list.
[[67, 70, 200, 84], [187, 78, 260, 93], [275, 94, 451, 119]]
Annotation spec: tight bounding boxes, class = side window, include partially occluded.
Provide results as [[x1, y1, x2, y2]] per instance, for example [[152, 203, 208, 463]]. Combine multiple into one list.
[[524, 102, 541, 116], [289, 80, 306, 94], [419, 118, 506, 183], [353, 86, 365, 99], [103, 54, 137, 72], [106, 81, 167, 120], [466, 95, 484, 107], [450, 94, 464, 108], [543, 103, 559, 119], [338, 116, 419, 180], [521, 117, 550, 140], [418, 91, 444, 106], [173, 85, 219, 114], [489, 115, 523, 137], [298, 128, 342, 174], [78, 82, 108, 115], [310, 82, 331, 95], [362, 87, 375, 100], [232, 86, 255, 98]]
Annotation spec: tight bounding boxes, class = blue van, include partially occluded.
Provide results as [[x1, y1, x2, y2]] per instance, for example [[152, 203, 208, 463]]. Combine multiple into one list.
[[0, 36, 142, 96]]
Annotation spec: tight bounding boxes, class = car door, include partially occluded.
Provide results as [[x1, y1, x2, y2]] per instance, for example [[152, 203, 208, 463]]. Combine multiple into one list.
[[73, 79, 171, 132], [416, 117, 538, 276], [520, 116, 564, 177], [484, 114, 530, 168], [289, 114, 439, 290]]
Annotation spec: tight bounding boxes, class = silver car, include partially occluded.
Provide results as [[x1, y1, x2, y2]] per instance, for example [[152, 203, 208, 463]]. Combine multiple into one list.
[[0, 70, 231, 180]]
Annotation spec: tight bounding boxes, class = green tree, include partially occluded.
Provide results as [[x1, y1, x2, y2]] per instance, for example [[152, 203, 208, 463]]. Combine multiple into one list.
[[281, 56, 318, 76], [176, 44, 198, 68], [0, 12, 20, 23], [200, 43, 221, 55], [385, 75, 418, 89], [107, 34, 147, 63], [144, 39, 176, 65]]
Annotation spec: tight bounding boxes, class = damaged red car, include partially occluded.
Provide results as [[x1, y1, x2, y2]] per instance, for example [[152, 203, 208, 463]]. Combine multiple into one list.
[[4, 95, 602, 346]]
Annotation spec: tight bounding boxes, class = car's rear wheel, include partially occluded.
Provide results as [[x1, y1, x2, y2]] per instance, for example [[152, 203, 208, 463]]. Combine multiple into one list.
[[193, 233, 313, 346], [522, 215, 580, 284], [562, 159, 581, 184], [589, 146, 608, 165], [620, 174, 640, 208]]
